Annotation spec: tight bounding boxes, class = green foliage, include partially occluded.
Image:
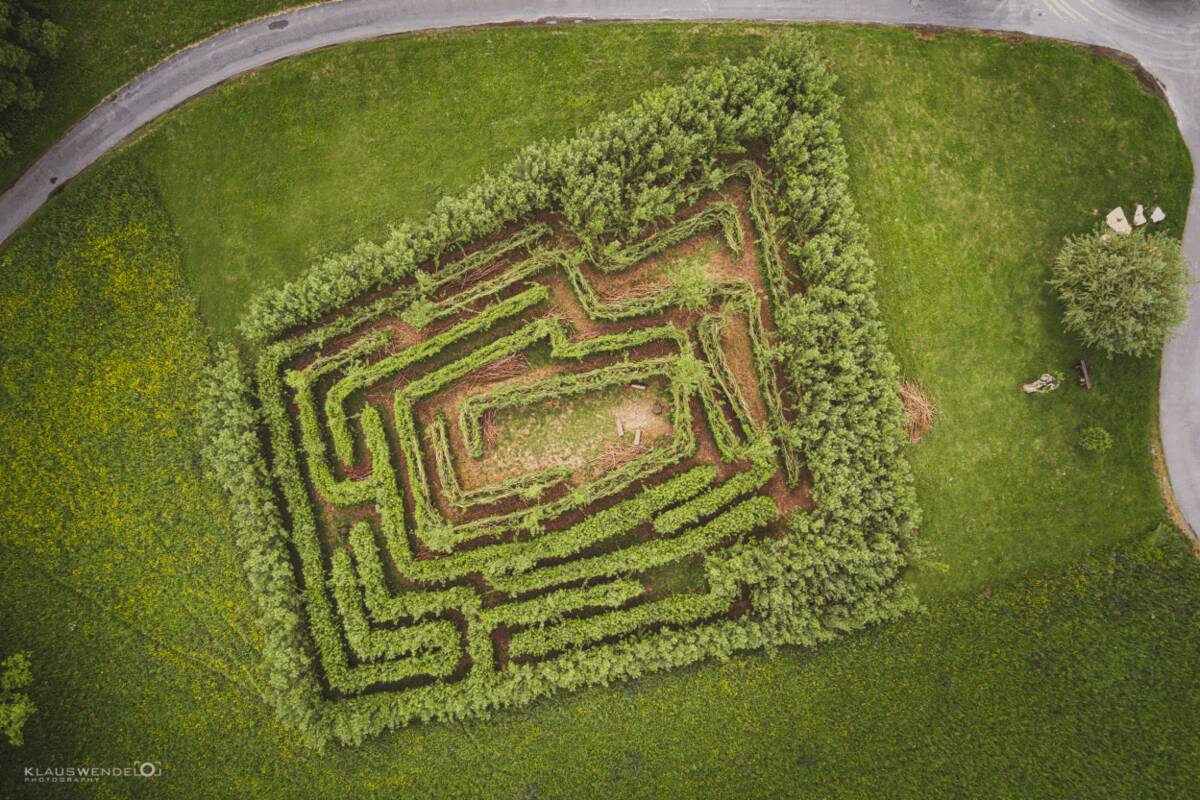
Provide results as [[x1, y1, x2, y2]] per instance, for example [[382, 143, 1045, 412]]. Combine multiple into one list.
[[492, 496, 780, 594], [0, 651, 34, 747], [654, 457, 777, 534], [328, 549, 460, 669], [206, 36, 919, 745], [598, 200, 744, 272], [430, 412, 570, 510], [237, 38, 834, 342], [459, 357, 676, 458], [667, 252, 715, 311], [0, 1, 65, 157], [1079, 425, 1113, 453], [1050, 227, 1189, 358], [199, 344, 327, 748], [400, 297, 437, 330], [508, 580, 737, 658]]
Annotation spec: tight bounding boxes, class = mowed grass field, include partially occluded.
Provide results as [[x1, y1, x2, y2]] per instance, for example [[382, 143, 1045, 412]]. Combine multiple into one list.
[[1, 22, 1196, 798]]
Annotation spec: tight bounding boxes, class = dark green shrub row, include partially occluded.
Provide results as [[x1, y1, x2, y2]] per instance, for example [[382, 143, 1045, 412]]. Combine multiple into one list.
[[426, 222, 552, 286], [482, 464, 718, 578], [722, 272, 801, 485], [508, 578, 737, 659], [346, 522, 477, 624], [329, 548, 460, 667], [480, 579, 646, 629], [326, 286, 548, 465], [241, 221, 551, 344], [239, 37, 836, 345], [409, 248, 563, 331], [254, 335, 409, 699], [692, 355, 749, 461], [564, 256, 678, 322], [288, 220, 769, 532], [198, 345, 327, 747], [697, 312, 759, 435], [381, 316, 696, 548], [565, 249, 754, 325], [492, 495, 779, 594], [760, 45, 919, 642], [653, 454, 777, 535], [720, 160, 792, 308], [334, 463, 715, 601]]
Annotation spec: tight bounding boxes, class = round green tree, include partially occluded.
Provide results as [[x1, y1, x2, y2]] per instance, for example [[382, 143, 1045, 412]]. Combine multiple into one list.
[[1049, 227, 1190, 358]]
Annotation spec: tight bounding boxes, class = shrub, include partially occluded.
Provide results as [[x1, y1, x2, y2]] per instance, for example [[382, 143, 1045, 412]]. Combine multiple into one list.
[[400, 297, 438, 330], [1079, 425, 1113, 453], [1049, 227, 1189, 358], [667, 252, 715, 311], [0, 652, 35, 747]]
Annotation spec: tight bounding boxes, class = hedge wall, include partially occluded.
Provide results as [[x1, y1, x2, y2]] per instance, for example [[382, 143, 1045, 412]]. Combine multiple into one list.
[[203, 35, 918, 747]]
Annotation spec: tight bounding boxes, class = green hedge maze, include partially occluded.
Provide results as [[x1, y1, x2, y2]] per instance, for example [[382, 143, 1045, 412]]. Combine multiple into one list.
[[204, 39, 919, 746]]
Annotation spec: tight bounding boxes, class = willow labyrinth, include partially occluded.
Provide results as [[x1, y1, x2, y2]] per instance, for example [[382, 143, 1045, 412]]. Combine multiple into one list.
[[217, 42, 917, 744], [258, 159, 803, 688]]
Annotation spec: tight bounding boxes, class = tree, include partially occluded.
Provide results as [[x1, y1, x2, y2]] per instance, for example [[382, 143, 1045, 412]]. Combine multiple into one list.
[[1, 1, 66, 157], [0, 651, 35, 747], [1049, 226, 1190, 358]]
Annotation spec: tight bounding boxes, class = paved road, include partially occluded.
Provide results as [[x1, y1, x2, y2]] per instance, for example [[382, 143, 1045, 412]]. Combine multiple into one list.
[[1, 0, 1198, 536]]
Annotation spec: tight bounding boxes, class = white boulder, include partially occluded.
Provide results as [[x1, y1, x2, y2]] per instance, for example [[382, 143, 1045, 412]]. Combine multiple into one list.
[[1106, 206, 1132, 235]]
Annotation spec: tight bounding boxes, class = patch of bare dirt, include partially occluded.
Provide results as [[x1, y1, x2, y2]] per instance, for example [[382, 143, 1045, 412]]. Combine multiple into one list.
[[461, 353, 530, 387], [899, 379, 937, 443], [718, 312, 769, 425], [472, 384, 675, 485]]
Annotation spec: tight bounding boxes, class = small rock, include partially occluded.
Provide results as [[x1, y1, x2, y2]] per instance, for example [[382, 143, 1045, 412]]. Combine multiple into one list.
[[1151, 206, 1166, 223], [1133, 204, 1147, 225], [1022, 373, 1059, 394], [1105, 207, 1132, 235], [652, 402, 664, 415], [616, 418, 625, 438]]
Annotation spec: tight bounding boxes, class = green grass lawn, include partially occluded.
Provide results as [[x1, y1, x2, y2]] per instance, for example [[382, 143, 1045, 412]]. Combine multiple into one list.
[[1, 21, 1196, 798]]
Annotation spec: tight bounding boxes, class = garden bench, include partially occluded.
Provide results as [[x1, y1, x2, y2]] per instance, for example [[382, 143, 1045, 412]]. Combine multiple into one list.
[[1075, 360, 1093, 390]]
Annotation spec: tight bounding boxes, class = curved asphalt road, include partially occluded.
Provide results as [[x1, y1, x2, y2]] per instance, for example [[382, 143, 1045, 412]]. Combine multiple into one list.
[[1, 0, 1198, 538]]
